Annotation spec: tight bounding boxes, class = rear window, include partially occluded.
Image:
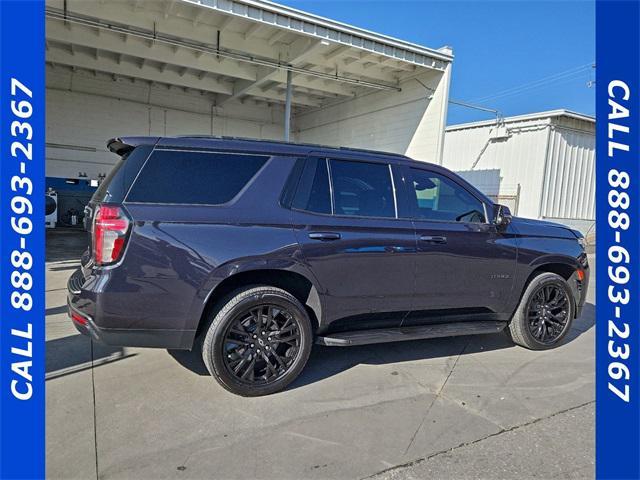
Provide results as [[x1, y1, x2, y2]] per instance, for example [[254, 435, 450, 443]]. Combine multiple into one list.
[[93, 146, 153, 203], [126, 150, 268, 204]]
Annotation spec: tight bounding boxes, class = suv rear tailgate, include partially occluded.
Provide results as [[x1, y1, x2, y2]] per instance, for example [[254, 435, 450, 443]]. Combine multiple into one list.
[[81, 142, 156, 273]]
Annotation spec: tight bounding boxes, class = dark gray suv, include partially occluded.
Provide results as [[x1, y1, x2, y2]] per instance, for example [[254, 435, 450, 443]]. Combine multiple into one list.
[[68, 136, 589, 396]]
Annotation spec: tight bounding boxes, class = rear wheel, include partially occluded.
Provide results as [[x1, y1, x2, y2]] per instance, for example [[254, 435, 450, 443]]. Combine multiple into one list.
[[202, 286, 312, 396], [509, 272, 575, 350]]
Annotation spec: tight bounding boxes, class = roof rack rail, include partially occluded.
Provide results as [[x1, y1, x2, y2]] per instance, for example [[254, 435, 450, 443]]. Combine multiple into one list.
[[173, 135, 409, 159], [336, 145, 408, 158]]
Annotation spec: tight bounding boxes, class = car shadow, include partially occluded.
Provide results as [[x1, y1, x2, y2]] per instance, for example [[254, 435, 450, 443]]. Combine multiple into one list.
[[167, 303, 596, 390], [46, 334, 135, 380], [168, 346, 210, 376], [46, 305, 70, 316], [48, 264, 82, 272]]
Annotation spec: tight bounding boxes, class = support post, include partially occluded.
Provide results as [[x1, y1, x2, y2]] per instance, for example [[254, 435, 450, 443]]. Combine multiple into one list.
[[284, 69, 292, 142]]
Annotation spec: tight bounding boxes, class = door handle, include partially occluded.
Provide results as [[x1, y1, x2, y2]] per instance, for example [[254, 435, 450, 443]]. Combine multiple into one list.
[[309, 232, 341, 241], [420, 235, 447, 244]]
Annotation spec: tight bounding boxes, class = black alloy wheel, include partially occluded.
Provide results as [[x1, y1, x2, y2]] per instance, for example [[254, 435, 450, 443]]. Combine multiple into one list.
[[202, 285, 313, 396], [526, 283, 570, 345], [222, 304, 301, 385]]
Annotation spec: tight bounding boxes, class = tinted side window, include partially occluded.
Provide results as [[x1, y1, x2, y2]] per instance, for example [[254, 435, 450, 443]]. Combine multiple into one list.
[[292, 158, 331, 214], [126, 150, 268, 204], [409, 168, 486, 223], [330, 159, 395, 218], [280, 158, 306, 208]]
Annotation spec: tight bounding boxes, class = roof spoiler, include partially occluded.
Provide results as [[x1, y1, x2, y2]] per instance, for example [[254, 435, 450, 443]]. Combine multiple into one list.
[[107, 136, 160, 156]]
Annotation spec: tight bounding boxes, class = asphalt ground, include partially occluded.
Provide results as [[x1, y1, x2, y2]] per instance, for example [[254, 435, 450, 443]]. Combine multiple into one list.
[[46, 228, 595, 479]]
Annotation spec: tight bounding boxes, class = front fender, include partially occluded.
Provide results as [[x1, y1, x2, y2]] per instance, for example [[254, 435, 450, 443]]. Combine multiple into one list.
[[506, 252, 587, 318], [528, 253, 582, 270]]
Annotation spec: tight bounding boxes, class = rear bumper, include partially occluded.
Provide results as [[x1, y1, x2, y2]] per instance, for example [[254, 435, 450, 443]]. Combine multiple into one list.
[[67, 268, 195, 349]]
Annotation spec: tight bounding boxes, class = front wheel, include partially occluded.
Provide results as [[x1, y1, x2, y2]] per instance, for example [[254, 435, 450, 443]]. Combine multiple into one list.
[[202, 286, 312, 396], [509, 272, 575, 350]]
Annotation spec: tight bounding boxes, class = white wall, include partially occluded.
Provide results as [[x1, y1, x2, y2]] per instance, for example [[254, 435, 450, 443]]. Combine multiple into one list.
[[443, 118, 553, 219], [294, 68, 450, 163], [46, 66, 285, 179], [443, 115, 595, 223]]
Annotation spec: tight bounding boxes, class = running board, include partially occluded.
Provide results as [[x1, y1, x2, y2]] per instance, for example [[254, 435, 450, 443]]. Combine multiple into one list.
[[316, 321, 507, 347]]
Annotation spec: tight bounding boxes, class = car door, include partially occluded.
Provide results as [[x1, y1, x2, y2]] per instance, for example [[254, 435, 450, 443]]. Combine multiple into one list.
[[399, 165, 518, 325], [290, 156, 416, 333]]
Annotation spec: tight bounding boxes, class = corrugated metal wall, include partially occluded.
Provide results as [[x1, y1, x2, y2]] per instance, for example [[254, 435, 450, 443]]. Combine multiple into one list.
[[442, 118, 551, 219], [539, 125, 596, 220], [443, 113, 595, 222]]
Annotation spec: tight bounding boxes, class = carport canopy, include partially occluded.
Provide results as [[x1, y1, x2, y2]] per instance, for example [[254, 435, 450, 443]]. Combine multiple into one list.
[[45, 0, 452, 137]]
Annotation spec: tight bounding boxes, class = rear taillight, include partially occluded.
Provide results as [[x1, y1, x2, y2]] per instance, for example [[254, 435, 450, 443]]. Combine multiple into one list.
[[70, 310, 88, 326], [93, 205, 130, 265]]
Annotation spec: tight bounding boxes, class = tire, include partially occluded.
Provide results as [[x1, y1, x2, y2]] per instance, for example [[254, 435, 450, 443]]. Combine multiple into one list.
[[508, 272, 575, 350], [201, 285, 313, 396]]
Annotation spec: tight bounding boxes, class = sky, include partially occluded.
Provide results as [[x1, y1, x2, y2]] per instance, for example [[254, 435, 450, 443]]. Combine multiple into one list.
[[277, 0, 595, 125]]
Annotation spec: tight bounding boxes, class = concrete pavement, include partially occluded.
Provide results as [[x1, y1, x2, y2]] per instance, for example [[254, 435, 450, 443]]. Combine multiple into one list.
[[372, 403, 594, 480], [46, 229, 595, 479]]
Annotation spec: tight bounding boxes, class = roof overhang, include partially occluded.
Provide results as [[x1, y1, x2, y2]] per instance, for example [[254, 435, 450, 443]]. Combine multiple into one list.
[[189, 0, 453, 67], [45, 0, 452, 112], [446, 109, 595, 132]]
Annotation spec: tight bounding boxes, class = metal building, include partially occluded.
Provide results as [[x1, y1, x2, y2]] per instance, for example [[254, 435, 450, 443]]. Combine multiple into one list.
[[442, 110, 595, 234], [44, 0, 453, 226]]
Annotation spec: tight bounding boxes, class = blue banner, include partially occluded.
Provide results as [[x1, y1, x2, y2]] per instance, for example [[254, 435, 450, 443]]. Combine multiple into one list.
[[596, 0, 640, 478], [0, 1, 45, 478]]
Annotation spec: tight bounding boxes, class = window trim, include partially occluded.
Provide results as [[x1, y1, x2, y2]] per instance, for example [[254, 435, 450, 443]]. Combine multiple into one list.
[[403, 165, 492, 226], [325, 158, 336, 215], [123, 148, 271, 207], [388, 164, 399, 218]]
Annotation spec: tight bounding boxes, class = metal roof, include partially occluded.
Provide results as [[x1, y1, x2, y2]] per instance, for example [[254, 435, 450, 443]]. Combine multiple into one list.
[[188, 0, 453, 67], [446, 110, 595, 132], [45, 0, 451, 111]]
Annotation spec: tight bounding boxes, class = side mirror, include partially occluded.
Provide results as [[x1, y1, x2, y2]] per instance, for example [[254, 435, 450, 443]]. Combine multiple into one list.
[[494, 204, 512, 227]]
